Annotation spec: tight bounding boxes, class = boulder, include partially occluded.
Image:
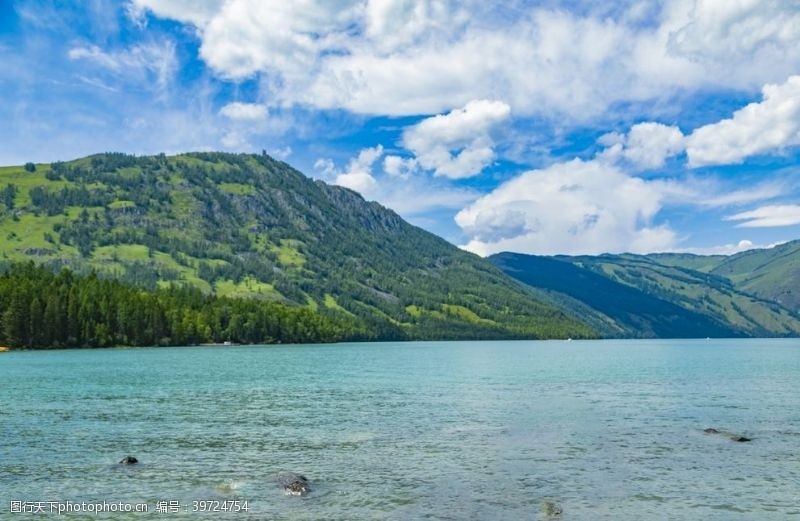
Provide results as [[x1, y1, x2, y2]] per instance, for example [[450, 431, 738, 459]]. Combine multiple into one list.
[[275, 473, 310, 496], [119, 456, 138, 465], [541, 500, 563, 518]]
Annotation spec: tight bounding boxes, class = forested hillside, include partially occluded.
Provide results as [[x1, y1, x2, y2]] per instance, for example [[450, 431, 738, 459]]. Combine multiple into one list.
[[0, 263, 361, 348], [491, 251, 800, 338], [0, 152, 593, 344]]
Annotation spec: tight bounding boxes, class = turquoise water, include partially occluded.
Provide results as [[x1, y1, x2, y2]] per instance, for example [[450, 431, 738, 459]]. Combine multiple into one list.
[[1, 339, 800, 520]]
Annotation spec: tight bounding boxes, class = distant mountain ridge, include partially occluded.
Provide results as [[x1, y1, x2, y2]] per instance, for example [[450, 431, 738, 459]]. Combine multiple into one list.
[[490, 245, 800, 338], [0, 152, 591, 341]]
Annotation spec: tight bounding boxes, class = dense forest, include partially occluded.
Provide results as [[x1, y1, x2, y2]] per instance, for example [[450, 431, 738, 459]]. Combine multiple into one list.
[[0, 152, 593, 343], [0, 263, 365, 349]]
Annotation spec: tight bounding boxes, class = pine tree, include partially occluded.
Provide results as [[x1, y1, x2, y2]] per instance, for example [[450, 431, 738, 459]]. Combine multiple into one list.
[[2, 293, 26, 347], [28, 297, 44, 347]]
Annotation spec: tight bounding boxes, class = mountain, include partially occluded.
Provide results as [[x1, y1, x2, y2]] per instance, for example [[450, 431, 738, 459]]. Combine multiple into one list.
[[0, 152, 593, 341], [706, 241, 800, 312], [490, 250, 800, 338], [642, 242, 800, 313]]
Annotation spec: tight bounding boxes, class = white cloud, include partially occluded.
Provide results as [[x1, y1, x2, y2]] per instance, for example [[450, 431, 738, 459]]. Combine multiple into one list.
[[725, 204, 800, 228], [455, 158, 678, 256], [667, 0, 800, 71], [325, 145, 384, 194], [219, 102, 268, 121], [129, 1, 800, 119], [268, 145, 292, 160], [314, 145, 478, 215], [686, 75, 800, 167], [450, 112, 789, 256], [698, 182, 784, 208], [201, 0, 359, 82], [678, 239, 757, 256], [68, 45, 119, 69], [129, 0, 225, 27], [313, 157, 337, 178], [402, 99, 510, 179], [621, 122, 685, 169], [599, 122, 685, 169], [383, 155, 418, 178], [67, 41, 177, 92], [220, 130, 247, 148]]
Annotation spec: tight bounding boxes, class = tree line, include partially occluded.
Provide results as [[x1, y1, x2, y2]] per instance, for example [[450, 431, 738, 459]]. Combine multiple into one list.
[[0, 263, 368, 349]]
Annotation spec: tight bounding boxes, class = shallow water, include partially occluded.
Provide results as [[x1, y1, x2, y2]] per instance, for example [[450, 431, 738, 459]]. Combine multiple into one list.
[[2, 339, 800, 520]]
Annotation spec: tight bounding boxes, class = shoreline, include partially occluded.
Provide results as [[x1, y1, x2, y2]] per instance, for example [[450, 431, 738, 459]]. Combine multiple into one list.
[[2, 337, 799, 353]]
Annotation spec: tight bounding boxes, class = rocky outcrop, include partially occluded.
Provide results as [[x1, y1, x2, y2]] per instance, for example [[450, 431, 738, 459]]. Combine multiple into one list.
[[275, 473, 310, 496], [119, 456, 138, 465]]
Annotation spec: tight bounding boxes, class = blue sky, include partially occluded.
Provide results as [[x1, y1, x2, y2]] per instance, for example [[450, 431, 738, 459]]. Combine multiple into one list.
[[2, 1, 800, 255]]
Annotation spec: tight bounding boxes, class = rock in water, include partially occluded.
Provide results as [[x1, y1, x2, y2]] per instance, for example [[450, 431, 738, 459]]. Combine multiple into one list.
[[541, 500, 563, 517], [703, 428, 752, 442], [119, 456, 138, 465], [275, 473, 310, 496]]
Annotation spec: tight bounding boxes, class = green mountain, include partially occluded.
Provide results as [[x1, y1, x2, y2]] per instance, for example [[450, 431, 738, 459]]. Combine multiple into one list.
[[490, 250, 800, 338], [707, 242, 800, 312], [0, 152, 592, 341], [642, 242, 800, 313]]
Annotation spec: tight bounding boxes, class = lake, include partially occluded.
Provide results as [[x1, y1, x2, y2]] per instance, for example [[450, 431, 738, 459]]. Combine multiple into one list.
[[1, 339, 799, 519]]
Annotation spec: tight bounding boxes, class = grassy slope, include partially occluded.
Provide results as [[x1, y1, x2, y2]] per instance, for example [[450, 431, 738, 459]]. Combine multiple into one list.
[[0, 153, 592, 341], [709, 241, 800, 312], [491, 251, 800, 338]]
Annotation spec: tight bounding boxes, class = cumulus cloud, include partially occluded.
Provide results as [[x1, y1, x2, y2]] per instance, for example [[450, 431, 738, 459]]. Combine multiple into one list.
[[315, 145, 384, 194], [130, 0, 800, 119], [455, 158, 678, 256], [314, 145, 477, 215], [600, 122, 685, 169], [667, 0, 800, 71], [383, 155, 418, 178], [219, 102, 268, 121], [622, 122, 684, 168], [725, 205, 800, 228], [312, 157, 336, 177], [686, 75, 800, 167], [450, 92, 799, 255], [401, 100, 510, 179]]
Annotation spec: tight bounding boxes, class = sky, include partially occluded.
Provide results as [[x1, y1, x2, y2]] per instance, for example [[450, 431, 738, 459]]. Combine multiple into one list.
[[2, 0, 800, 256]]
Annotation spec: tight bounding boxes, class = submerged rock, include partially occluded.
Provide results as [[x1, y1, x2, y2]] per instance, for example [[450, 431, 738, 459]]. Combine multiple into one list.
[[119, 456, 138, 465], [703, 428, 752, 442], [275, 473, 310, 496], [541, 500, 563, 518]]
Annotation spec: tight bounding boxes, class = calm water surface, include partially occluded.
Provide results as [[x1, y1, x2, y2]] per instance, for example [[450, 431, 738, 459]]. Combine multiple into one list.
[[1, 339, 800, 520]]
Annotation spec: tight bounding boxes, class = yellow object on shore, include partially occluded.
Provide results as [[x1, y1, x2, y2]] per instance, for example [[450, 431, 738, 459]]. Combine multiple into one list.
[[0, 346, 10, 352]]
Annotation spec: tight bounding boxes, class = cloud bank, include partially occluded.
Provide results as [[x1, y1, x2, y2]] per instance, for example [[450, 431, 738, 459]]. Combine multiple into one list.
[[131, 0, 800, 119]]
